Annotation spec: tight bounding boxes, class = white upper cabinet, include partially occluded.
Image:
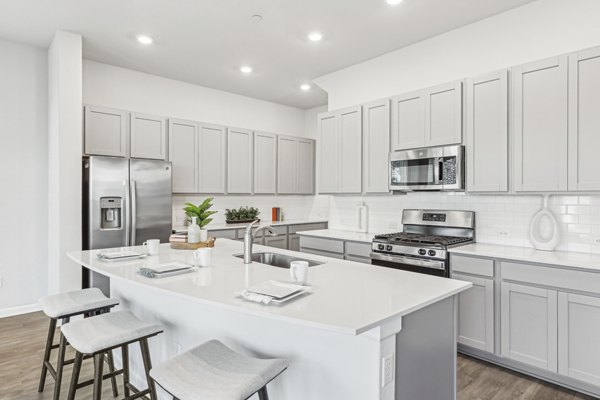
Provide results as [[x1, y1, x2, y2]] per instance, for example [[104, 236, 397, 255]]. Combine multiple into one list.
[[130, 113, 167, 160], [501, 282, 558, 372], [391, 91, 424, 151], [513, 56, 568, 192], [254, 132, 277, 194], [466, 70, 509, 192], [568, 47, 600, 191], [84, 105, 128, 157], [296, 139, 315, 194], [318, 106, 362, 193], [391, 81, 462, 151], [363, 99, 391, 194], [169, 119, 198, 193], [425, 81, 463, 147], [199, 123, 226, 193], [227, 127, 253, 194], [278, 136, 315, 194]]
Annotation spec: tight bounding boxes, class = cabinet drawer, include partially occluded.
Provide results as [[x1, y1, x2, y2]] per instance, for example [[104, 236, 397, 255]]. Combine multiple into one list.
[[346, 242, 372, 258], [270, 226, 288, 235], [501, 261, 600, 295], [451, 255, 494, 277], [289, 223, 328, 234], [299, 236, 344, 254], [300, 247, 345, 260], [210, 229, 236, 240], [345, 255, 371, 264]]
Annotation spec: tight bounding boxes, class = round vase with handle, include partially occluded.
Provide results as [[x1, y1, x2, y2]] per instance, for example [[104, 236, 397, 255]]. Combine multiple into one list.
[[529, 195, 560, 251]]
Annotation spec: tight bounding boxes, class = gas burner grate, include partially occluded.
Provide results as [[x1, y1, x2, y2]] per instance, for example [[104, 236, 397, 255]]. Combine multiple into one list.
[[374, 232, 472, 246]]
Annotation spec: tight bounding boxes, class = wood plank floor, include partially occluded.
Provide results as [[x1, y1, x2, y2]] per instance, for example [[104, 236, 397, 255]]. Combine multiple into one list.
[[0, 311, 596, 400]]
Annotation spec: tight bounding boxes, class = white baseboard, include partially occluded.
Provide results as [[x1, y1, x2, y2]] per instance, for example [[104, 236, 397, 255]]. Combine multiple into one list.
[[0, 303, 42, 318]]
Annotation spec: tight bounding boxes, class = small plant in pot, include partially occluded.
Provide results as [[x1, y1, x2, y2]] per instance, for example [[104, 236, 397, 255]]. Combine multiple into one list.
[[184, 197, 217, 243], [225, 206, 260, 224]]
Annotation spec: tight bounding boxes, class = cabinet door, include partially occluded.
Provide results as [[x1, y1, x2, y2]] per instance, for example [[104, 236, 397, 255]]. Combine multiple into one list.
[[277, 136, 297, 194], [168, 119, 198, 193], [339, 106, 362, 193], [363, 99, 391, 194], [424, 81, 463, 147], [466, 71, 509, 192], [558, 292, 600, 386], [130, 113, 166, 160], [568, 47, 600, 191], [513, 56, 568, 192], [501, 282, 558, 372], [452, 273, 494, 353], [254, 132, 277, 194], [318, 112, 339, 193], [391, 91, 424, 151], [297, 139, 315, 194], [265, 235, 288, 250], [227, 128, 253, 194], [288, 234, 300, 251], [84, 105, 128, 157], [199, 124, 226, 193]]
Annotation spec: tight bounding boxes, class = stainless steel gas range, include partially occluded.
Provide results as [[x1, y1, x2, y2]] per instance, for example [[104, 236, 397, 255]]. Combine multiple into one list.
[[370, 209, 475, 277]]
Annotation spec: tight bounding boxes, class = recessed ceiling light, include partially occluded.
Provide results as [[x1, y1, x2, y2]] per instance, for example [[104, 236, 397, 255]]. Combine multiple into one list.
[[240, 65, 253, 74], [251, 14, 263, 22], [300, 84, 311, 91], [307, 31, 323, 42], [136, 34, 154, 45], [386, 0, 403, 4]]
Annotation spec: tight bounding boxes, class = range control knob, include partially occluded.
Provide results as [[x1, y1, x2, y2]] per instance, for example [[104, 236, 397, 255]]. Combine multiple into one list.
[[377, 244, 385, 250], [428, 250, 436, 257], [418, 249, 427, 256], [386, 245, 393, 251]]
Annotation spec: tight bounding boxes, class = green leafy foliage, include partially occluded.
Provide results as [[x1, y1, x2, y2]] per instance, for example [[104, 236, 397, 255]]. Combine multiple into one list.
[[183, 197, 217, 228], [225, 206, 260, 221]]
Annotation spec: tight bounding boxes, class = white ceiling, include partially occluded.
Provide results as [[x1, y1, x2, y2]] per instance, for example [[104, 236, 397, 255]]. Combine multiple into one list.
[[0, 0, 536, 109]]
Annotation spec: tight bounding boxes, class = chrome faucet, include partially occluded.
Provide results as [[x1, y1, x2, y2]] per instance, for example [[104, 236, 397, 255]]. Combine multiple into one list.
[[243, 220, 277, 264]]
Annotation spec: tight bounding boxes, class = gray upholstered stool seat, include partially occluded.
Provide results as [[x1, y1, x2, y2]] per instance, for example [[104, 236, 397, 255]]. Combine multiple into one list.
[[39, 287, 119, 318], [61, 310, 163, 354], [150, 340, 288, 400]]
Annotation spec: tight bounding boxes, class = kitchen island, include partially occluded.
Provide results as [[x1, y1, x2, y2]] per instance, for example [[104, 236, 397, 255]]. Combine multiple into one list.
[[68, 239, 471, 400]]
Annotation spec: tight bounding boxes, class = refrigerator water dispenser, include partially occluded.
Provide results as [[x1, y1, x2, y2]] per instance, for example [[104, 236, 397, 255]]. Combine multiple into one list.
[[100, 197, 122, 229]]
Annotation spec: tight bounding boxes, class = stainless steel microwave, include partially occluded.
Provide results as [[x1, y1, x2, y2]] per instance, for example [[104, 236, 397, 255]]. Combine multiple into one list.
[[389, 145, 465, 192]]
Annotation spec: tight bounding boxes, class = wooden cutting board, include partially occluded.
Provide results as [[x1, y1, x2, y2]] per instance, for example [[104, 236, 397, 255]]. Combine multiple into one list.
[[170, 237, 216, 250]]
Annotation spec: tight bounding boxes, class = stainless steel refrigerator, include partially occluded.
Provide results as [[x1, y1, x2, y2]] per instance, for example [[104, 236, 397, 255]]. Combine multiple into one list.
[[82, 156, 172, 295]]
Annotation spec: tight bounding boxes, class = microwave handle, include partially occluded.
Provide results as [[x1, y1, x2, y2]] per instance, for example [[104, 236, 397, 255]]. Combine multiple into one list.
[[438, 160, 444, 182], [433, 158, 442, 184]]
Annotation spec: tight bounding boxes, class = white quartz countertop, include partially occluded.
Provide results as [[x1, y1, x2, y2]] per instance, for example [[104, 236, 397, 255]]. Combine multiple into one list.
[[449, 243, 600, 272], [295, 229, 389, 243], [173, 219, 328, 232], [68, 240, 470, 335]]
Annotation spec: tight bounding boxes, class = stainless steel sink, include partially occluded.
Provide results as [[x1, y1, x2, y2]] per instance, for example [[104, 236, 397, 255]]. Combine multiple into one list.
[[233, 252, 323, 268]]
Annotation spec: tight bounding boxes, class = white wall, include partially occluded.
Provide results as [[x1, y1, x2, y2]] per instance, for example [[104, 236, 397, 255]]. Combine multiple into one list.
[[83, 60, 307, 137], [315, 0, 600, 110], [0, 39, 48, 315]]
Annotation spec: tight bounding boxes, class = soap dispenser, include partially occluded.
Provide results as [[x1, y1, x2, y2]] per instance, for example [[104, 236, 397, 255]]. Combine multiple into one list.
[[188, 216, 201, 243]]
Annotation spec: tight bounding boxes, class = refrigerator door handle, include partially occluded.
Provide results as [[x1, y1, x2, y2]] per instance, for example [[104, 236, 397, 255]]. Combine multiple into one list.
[[131, 180, 137, 245], [123, 180, 131, 246]]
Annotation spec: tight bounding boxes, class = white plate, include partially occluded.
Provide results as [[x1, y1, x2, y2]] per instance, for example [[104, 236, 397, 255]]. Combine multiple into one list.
[[97, 251, 146, 262], [245, 280, 308, 300], [137, 262, 195, 278]]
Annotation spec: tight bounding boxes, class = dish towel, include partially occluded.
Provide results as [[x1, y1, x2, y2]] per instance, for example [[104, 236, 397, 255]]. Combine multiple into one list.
[[240, 290, 273, 305]]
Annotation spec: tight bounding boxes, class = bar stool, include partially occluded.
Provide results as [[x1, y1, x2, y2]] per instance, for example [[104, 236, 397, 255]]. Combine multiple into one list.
[[150, 340, 288, 400], [38, 288, 120, 399], [61, 310, 163, 400]]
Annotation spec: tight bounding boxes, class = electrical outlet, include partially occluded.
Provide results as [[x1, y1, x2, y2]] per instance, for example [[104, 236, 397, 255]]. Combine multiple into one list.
[[594, 237, 600, 245], [0, 275, 3, 288], [498, 230, 511, 237], [381, 352, 395, 387], [174, 341, 182, 354]]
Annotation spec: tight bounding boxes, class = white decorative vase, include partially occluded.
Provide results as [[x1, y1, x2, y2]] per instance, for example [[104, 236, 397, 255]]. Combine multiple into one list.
[[529, 195, 560, 251]]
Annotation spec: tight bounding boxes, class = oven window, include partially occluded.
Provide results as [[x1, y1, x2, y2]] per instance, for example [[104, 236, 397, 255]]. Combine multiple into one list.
[[390, 158, 435, 186]]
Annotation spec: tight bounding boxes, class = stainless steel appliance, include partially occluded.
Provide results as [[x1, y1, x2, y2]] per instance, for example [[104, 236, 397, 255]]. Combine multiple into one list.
[[82, 156, 172, 294], [389, 145, 465, 192], [370, 209, 475, 277]]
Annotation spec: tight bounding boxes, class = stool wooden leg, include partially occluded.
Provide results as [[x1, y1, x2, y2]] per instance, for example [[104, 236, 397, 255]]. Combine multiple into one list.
[[106, 349, 119, 397], [121, 344, 130, 397], [257, 386, 269, 400], [52, 332, 68, 400], [38, 318, 57, 392], [140, 338, 157, 400], [67, 351, 83, 400], [93, 353, 105, 400]]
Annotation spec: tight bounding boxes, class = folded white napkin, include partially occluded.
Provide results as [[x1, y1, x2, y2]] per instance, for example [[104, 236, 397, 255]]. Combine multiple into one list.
[[240, 290, 273, 305]]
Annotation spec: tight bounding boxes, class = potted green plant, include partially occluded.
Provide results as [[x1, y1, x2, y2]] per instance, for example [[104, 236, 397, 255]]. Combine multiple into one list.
[[183, 197, 217, 242], [224, 206, 260, 224]]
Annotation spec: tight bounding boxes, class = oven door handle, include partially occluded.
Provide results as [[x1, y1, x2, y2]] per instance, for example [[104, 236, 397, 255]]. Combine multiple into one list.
[[370, 252, 446, 271]]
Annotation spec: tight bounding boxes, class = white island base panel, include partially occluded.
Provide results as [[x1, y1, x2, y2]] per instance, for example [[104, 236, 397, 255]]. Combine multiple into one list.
[[110, 278, 458, 400]]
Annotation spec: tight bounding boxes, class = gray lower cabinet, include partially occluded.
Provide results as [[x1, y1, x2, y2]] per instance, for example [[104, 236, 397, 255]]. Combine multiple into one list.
[[299, 236, 372, 264], [453, 273, 494, 353], [84, 105, 128, 157], [265, 235, 287, 250], [288, 234, 300, 252]]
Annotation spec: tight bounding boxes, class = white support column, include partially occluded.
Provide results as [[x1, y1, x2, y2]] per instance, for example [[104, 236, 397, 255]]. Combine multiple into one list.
[[47, 30, 83, 294]]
